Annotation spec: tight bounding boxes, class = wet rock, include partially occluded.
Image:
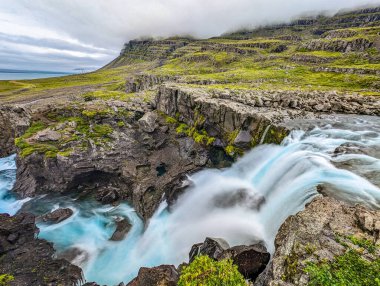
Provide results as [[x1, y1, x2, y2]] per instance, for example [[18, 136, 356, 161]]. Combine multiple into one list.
[[110, 217, 132, 241], [127, 265, 179, 286], [0, 213, 83, 286], [58, 247, 89, 265], [189, 237, 230, 262], [38, 207, 73, 224], [214, 188, 266, 210], [138, 111, 158, 133], [333, 142, 369, 156], [96, 188, 121, 204]]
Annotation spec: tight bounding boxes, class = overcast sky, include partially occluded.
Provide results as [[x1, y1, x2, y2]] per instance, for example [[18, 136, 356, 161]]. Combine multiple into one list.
[[0, 0, 379, 72]]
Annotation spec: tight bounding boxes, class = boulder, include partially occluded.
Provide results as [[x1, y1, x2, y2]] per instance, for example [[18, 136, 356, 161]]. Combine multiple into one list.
[[189, 237, 230, 262], [221, 244, 270, 280], [110, 217, 132, 241], [38, 207, 73, 224], [127, 265, 179, 286], [138, 111, 158, 133]]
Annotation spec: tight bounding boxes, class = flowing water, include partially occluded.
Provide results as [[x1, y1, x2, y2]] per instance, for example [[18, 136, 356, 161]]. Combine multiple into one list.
[[0, 115, 379, 285]]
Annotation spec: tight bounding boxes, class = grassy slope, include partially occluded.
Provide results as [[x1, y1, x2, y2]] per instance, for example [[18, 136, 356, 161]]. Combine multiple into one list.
[[1, 7, 380, 104]]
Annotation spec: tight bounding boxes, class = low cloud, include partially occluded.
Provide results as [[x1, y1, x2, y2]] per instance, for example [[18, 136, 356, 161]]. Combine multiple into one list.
[[0, 0, 379, 72]]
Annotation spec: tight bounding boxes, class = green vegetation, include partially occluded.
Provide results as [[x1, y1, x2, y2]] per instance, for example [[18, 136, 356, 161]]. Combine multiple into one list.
[[303, 234, 379, 285], [14, 106, 119, 158], [305, 250, 380, 286], [178, 255, 246, 286], [0, 274, 14, 286]]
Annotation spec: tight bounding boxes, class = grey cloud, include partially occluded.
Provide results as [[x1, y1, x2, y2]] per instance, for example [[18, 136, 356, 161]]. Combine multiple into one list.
[[0, 0, 380, 72]]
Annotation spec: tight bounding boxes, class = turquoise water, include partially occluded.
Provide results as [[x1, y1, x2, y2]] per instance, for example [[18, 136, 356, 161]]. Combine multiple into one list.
[[0, 116, 379, 285]]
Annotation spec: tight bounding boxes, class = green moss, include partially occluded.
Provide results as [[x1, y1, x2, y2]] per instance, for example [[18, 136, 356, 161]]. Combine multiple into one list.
[[0, 274, 14, 286], [224, 145, 243, 158], [282, 249, 299, 282], [91, 124, 113, 138], [227, 129, 240, 145], [346, 235, 377, 254], [305, 250, 380, 286], [178, 255, 246, 286], [117, 121, 125, 127], [165, 116, 178, 124]]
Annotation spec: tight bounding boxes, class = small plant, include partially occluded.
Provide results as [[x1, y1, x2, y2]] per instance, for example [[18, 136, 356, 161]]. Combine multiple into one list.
[[178, 255, 246, 286], [0, 274, 14, 286]]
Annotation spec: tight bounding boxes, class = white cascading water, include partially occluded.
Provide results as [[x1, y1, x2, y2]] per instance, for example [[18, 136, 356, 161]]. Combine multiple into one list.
[[0, 115, 379, 285]]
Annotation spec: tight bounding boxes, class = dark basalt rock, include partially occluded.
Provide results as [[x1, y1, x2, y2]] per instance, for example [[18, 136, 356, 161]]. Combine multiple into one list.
[[38, 207, 73, 224], [221, 244, 270, 281], [189, 237, 230, 262], [110, 217, 132, 241], [96, 187, 121, 204], [127, 265, 179, 286], [0, 213, 83, 286]]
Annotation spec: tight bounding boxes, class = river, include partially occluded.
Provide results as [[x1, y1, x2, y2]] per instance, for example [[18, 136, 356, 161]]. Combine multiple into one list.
[[0, 115, 379, 285]]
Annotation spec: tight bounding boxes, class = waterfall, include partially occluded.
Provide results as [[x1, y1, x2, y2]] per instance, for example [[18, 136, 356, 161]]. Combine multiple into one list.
[[0, 115, 379, 285]]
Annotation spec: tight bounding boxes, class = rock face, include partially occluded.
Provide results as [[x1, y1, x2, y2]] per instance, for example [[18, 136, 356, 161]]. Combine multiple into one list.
[[156, 85, 291, 150], [305, 37, 374, 52], [0, 105, 30, 157], [13, 103, 210, 221], [127, 265, 179, 286], [189, 237, 270, 281], [38, 207, 73, 224], [0, 213, 83, 286], [254, 196, 380, 286]]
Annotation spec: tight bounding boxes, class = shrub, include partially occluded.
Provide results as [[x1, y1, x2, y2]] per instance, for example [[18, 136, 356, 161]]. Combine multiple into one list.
[[178, 255, 246, 286]]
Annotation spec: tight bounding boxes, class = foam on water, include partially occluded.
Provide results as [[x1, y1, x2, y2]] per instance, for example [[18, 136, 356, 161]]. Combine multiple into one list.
[[0, 116, 379, 285]]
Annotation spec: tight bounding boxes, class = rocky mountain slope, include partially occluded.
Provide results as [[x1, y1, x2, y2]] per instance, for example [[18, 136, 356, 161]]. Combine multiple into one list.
[[0, 5, 379, 286]]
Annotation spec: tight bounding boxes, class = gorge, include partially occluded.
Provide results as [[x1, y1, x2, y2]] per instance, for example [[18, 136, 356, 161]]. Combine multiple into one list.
[[0, 5, 380, 286]]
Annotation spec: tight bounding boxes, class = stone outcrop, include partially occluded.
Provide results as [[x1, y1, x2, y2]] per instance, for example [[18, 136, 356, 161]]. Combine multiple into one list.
[[127, 265, 179, 286], [189, 237, 270, 281], [0, 105, 30, 157], [0, 213, 83, 286], [156, 85, 291, 150], [304, 37, 374, 52], [254, 196, 380, 286]]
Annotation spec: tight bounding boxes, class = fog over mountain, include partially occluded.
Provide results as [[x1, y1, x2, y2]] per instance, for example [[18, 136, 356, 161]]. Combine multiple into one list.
[[1, 0, 379, 72]]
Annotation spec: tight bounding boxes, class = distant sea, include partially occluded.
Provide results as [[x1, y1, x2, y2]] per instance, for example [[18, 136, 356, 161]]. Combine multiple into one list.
[[0, 69, 74, 80]]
